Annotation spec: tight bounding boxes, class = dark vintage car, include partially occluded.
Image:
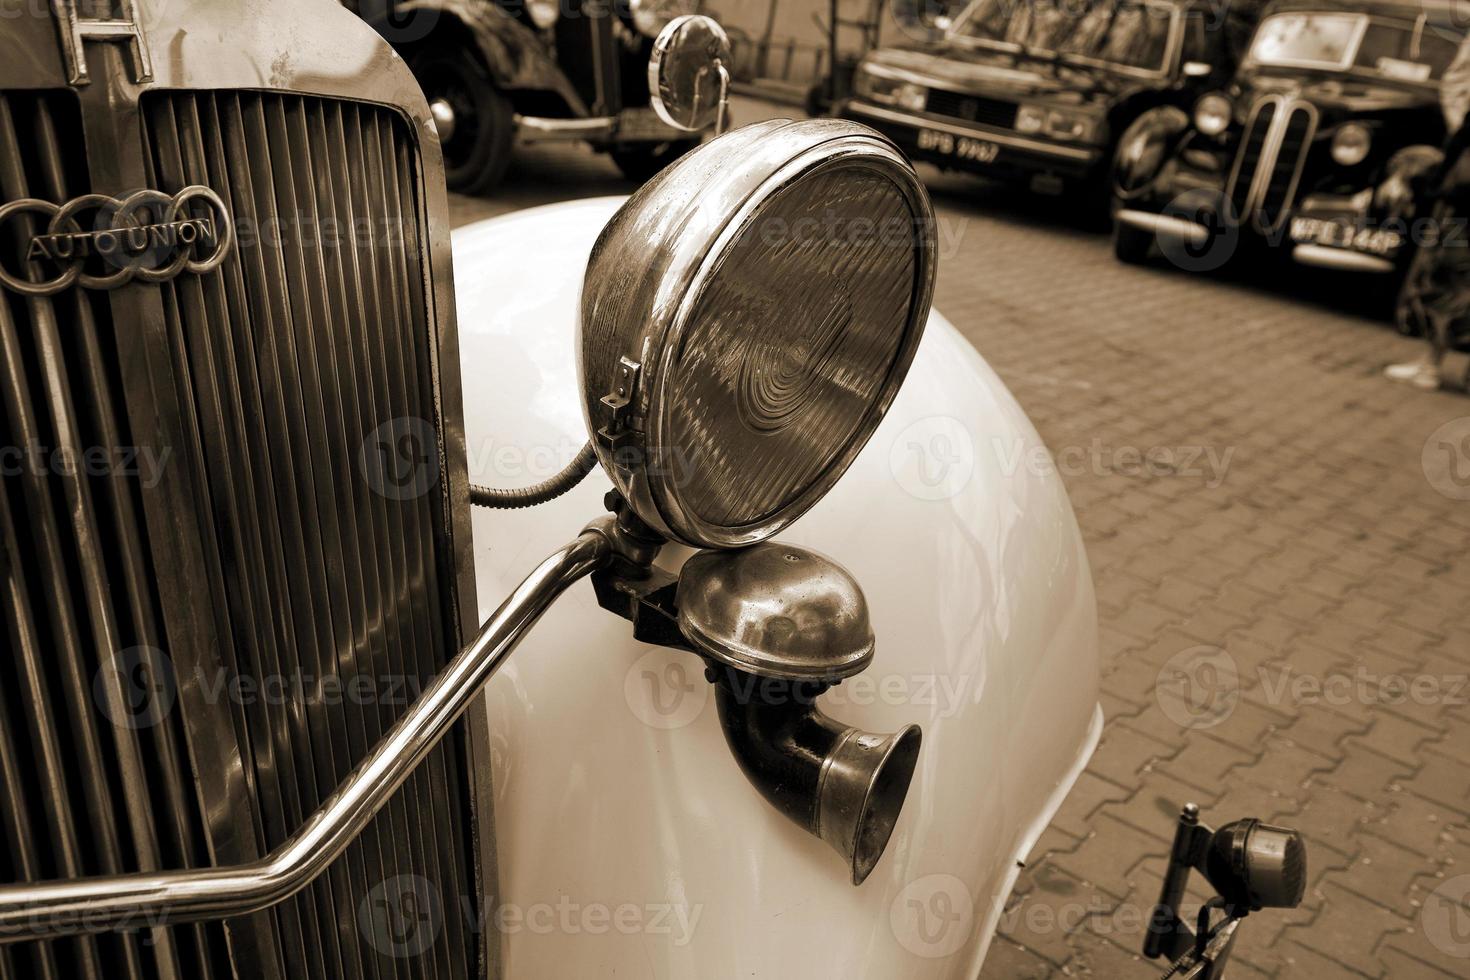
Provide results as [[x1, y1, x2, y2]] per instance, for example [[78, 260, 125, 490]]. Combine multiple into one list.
[[836, 0, 1233, 206], [345, 0, 714, 189], [1111, 0, 1466, 272]]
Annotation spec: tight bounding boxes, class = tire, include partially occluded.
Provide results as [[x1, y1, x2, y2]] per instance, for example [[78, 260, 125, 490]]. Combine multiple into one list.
[[610, 139, 701, 183], [1113, 220, 1155, 265], [408, 45, 513, 195]]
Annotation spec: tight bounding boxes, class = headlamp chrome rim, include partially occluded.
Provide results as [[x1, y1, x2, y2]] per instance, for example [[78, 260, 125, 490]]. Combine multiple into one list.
[[1332, 122, 1372, 166], [1193, 93, 1232, 137], [579, 119, 937, 549]]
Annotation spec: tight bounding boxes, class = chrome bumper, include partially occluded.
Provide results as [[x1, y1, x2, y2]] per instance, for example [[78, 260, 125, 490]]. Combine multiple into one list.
[[0, 523, 620, 942], [516, 109, 690, 144], [1116, 208, 1211, 248], [1291, 243, 1395, 273]]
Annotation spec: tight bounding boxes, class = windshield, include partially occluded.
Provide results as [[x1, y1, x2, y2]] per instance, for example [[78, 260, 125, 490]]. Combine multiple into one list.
[[950, 0, 1178, 73], [1249, 11, 1460, 81]]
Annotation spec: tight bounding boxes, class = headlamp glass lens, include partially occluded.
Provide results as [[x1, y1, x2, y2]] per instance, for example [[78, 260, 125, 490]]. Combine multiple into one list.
[[660, 168, 921, 530]]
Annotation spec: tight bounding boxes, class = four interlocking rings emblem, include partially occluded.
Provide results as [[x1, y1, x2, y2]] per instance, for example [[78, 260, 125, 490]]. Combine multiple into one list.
[[0, 185, 233, 297]]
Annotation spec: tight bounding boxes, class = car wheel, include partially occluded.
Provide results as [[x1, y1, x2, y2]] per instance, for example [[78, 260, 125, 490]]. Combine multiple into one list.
[[611, 139, 701, 182], [1113, 221, 1155, 265], [409, 45, 513, 195]]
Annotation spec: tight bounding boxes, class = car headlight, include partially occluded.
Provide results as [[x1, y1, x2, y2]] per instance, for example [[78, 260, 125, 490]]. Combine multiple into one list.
[[527, 0, 559, 29], [629, 0, 694, 37], [579, 119, 936, 547], [854, 71, 926, 111], [1017, 104, 1096, 142], [1017, 105, 1046, 135], [1193, 93, 1232, 138], [1332, 123, 1371, 166]]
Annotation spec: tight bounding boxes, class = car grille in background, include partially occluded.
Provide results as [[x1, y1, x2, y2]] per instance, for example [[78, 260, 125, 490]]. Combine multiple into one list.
[[924, 88, 1018, 129], [0, 88, 479, 980], [1227, 98, 1317, 234]]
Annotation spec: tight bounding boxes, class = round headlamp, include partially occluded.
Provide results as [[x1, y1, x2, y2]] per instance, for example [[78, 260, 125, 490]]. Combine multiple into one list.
[[579, 119, 936, 548], [1193, 93, 1231, 137], [629, 0, 694, 37], [1332, 123, 1371, 166]]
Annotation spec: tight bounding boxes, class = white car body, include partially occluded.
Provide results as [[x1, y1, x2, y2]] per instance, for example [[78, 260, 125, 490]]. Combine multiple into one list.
[[453, 196, 1102, 978]]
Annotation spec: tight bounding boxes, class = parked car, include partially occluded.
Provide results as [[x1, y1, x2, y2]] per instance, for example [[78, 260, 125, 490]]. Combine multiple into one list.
[[836, 0, 1233, 209], [344, 0, 717, 190], [1110, 0, 1466, 271], [0, 1, 1105, 977]]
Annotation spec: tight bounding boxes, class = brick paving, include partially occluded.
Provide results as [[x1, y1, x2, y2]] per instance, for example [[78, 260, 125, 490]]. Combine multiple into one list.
[[450, 100, 1470, 978]]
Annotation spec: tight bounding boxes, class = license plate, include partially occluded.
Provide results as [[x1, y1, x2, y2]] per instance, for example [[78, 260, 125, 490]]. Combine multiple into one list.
[[618, 107, 680, 141], [917, 129, 1000, 164], [1290, 216, 1404, 256]]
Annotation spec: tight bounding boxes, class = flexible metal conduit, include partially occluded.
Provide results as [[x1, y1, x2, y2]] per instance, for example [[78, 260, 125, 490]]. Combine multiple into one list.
[[0, 524, 615, 943]]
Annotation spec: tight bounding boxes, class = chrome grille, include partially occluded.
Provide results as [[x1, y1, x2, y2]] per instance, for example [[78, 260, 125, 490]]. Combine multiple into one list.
[[0, 88, 478, 978], [1226, 98, 1317, 234], [924, 88, 1018, 129]]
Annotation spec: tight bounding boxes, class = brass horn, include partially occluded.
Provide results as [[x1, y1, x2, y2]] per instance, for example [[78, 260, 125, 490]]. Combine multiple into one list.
[[677, 543, 922, 885]]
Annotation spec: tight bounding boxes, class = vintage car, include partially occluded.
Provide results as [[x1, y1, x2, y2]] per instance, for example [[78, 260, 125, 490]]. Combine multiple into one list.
[[0, 1, 1107, 978], [1110, 0, 1466, 271], [836, 0, 1233, 206], [344, 0, 718, 189]]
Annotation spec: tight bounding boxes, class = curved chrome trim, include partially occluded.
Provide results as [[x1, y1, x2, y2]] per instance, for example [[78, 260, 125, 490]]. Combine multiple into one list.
[[0, 524, 617, 943]]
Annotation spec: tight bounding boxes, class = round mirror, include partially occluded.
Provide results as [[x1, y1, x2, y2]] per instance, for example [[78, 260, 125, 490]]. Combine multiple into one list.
[[648, 14, 732, 133]]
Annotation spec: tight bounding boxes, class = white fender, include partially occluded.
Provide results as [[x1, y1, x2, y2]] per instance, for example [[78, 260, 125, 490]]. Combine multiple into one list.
[[454, 197, 1102, 978]]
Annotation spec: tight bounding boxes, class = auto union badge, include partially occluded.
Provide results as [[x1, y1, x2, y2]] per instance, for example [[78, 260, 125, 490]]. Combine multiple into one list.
[[0, 185, 233, 296]]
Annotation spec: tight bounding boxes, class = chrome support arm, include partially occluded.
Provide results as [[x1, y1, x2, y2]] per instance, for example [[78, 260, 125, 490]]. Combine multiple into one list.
[[0, 523, 618, 943]]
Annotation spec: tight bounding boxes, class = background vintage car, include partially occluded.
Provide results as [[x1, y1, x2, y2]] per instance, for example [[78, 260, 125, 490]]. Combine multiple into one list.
[[1110, 0, 1466, 273], [454, 196, 1102, 976], [835, 0, 1232, 209], [345, 0, 711, 190]]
